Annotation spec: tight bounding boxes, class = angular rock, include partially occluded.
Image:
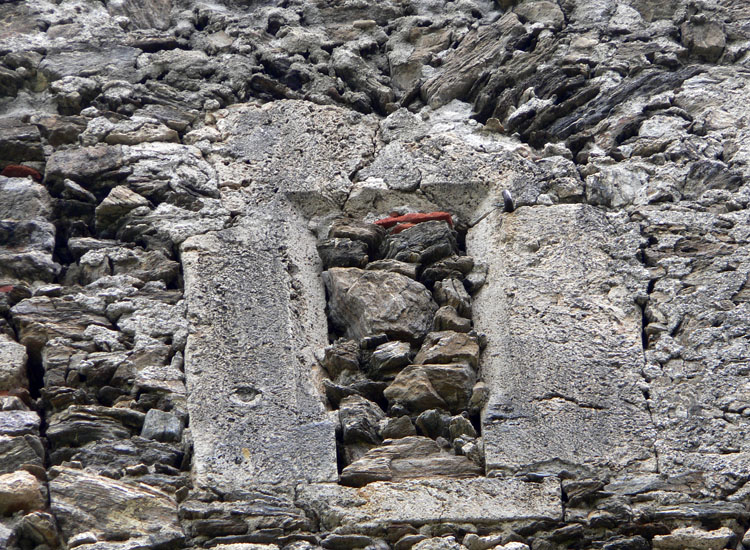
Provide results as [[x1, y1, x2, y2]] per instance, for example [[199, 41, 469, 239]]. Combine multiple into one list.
[[0, 118, 43, 164], [317, 238, 369, 269], [324, 268, 437, 342], [413, 537, 466, 550], [339, 395, 385, 445], [324, 378, 389, 409], [339, 436, 482, 487], [365, 259, 419, 279], [95, 185, 150, 235], [329, 219, 385, 255], [381, 221, 458, 265], [380, 415, 417, 440], [322, 339, 361, 380], [0, 334, 27, 391], [0, 177, 52, 221], [0, 411, 40, 437], [420, 255, 474, 286], [414, 331, 480, 369], [415, 409, 451, 440], [681, 22, 726, 62], [49, 467, 182, 546], [384, 364, 476, 414], [0, 470, 44, 515], [432, 306, 471, 333], [367, 340, 411, 380], [652, 526, 734, 550], [44, 145, 126, 188], [141, 409, 183, 442], [0, 435, 44, 474], [433, 279, 472, 318]]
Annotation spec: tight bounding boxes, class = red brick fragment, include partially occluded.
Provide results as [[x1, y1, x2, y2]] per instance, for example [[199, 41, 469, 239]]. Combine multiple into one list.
[[0, 285, 13, 293], [1, 165, 42, 182], [390, 223, 416, 234], [374, 211, 453, 229]]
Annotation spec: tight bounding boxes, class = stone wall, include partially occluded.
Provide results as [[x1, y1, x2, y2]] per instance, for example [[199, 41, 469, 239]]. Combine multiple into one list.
[[0, 1, 749, 550]]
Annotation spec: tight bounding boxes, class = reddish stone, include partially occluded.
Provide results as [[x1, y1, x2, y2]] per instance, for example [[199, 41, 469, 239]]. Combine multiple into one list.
[[374, 211, 453, 229], [1, 165, 42, 182], [0, 285, 13, 293]]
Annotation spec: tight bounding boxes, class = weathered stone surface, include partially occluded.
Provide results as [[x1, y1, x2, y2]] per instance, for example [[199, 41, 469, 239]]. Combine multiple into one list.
[[322, 339, 361, 380], [384, 364, 476, 414], [432, 306, 471, 333], [0, 411, 40, 436], [182, 212, 337, 488], [324, 268, 437, 342], [381, 222, 457, 265], [329, 219, 385, 255], [298, 477, 561, 529], [317, 238, 369, 269], [652, 526, 734, 550], [414, 331, 480, 369], [365, 259, 419, 279], [340, 436, 482, 487], [49, 467, 181, 545], [367, 341, 411, 380], [0, 334, 27, 391], [0, 470, 44, 515], [380, 415, 416, 440], [0, 435, 44, 474], [433, 279, 472, 318], [470, 205, 656, 476], [141, 409, 182, 442], [339, 395, 384, 445]]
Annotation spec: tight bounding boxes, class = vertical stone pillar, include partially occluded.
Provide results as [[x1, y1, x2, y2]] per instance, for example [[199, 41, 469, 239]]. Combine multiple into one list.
[[182, 205, 337, 489], [469, 204, 657, 477]]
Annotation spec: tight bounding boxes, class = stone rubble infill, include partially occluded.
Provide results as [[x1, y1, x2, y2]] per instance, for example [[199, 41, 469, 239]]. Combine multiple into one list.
[[317, 213, 490, 486]]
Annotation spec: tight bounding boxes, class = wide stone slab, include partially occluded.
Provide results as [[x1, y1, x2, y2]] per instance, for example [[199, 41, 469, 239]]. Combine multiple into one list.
[[297, 477, 561, 532], [469, 204, 657, 476], [182, 206, 337, 488]]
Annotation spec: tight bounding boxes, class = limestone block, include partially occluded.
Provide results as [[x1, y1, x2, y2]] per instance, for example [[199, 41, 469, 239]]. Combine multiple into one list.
[[470, 205, 656, 476], [182, 210, 337, 488], [297, 477, 561, 531]]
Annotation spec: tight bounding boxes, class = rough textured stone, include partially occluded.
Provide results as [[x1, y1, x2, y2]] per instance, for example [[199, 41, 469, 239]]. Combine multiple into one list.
[[298, 477, 561, 528], [182, 212, 337, 488], [414, 331, 480, 369], [324, 268, 437, 342], [0, 470, 44, 515], [470, 205, 656, 476], [0, 334, 27, 391], [340, 436, 482, 487], [384, 364, 476, 414], [49, 467, 181, 546]]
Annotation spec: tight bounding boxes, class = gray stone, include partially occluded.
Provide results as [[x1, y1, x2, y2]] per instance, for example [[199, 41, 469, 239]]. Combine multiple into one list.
[[384, 364, 476, 414], [339, 395, 385, 445], [367, 341, 411, 380], [0, 334, 27, 391], [324, 268, 437, 342], [49, 467, 181, 546], [339, 436, 482, 487], [297, 477, 561, 529], [317, 238, 369, 269], [432, 306, 471, 333], [433, 279, 472, 318], [381, 221, 457, 265], [182, 212, 337, 488], [420, 255, 474, 286], [322, 339, 361, 380], [141, 409, 182, 442], [414, 331, 480, 369], [380, 415, 417, 439], [365, 259, 419, 279], [652, 526, 734, 550], [415, 409, 451, 440], [329, 218, 385, 255], [0, 435, 44, 474], [470, 205, 656, 476], [0, 411, 40, 437]]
